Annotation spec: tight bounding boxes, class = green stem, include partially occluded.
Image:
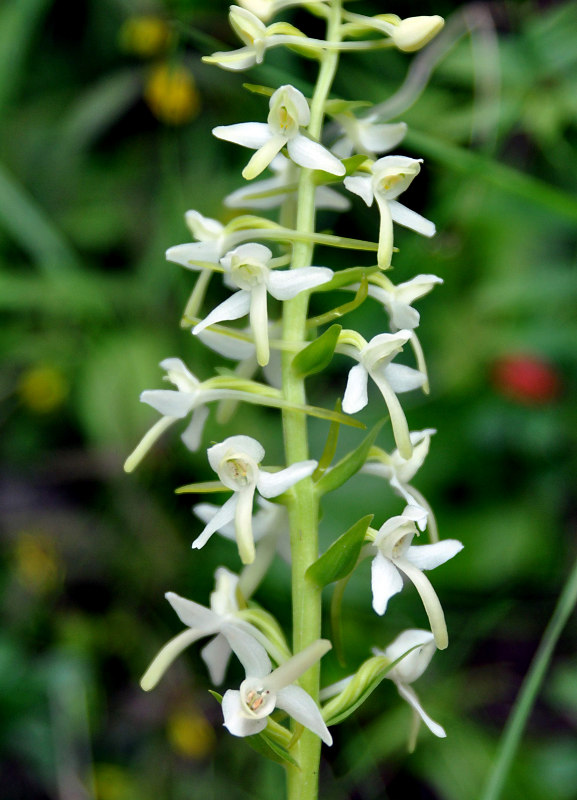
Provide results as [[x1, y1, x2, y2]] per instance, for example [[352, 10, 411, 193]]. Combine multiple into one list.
[[479, 551, 577, 800], [281, 2, 342, 798]]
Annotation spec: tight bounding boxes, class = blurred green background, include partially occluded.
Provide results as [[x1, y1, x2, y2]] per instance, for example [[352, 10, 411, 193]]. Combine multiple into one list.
[[1, 0, 577, 797]]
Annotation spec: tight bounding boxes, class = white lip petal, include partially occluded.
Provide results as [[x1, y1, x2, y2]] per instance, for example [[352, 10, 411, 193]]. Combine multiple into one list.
[[213, 121, 273, 149], [201, 633, 232, 685], [249, 282, 270, 367], [256, 460, 317, 497], [243, 134, 287, 180], [193, 291, 252, 335], [343, 175, 374, 206], [342, 363, 369, 414], [393, 557, 448, 649], [371, 550, 404, 615], [180, 405, 210, 451], [287, 135, 345, 175], [389, 200, 436, 237], [406, 539, 463, 571], [166, 241, 220, 267], [383, 363, 426, 394], [197, 328, 256, 361], [276, 685, 333, 745], [140, 389, 197, 418], [235, 484, 257, 564], [396, 683, 446, 738], [267, 267, 333, 300], [193, 502, 236, 540], [192, 494, 238, 551], [222, 689, 268, 737]]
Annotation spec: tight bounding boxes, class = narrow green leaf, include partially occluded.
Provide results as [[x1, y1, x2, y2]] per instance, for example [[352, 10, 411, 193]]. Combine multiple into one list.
[[330, 576, 350, 666], [244, 729, 301, 769], [292, 325, 341, 378], [242, 82, 276, 97], [316, 420, 384, 496], [312, 401, 341, 481], [175, 481, 228, 494], [0, 0, 50, 115], [306, 515, 373, 587], [308, 276, 370, 328]]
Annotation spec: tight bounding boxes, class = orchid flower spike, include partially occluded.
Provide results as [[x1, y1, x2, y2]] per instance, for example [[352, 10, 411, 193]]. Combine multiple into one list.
[[193, 435, 317, 564], [222, 639, 333, 745], [368, 508, 463, 649], [193, 242, 333, 366], [344, 155, 435, 268], [140, 568, 279, 690], [225, 154, 349, 211], [377, 629, 446, 746], [338, 329, 425, 459], [362, 429, 437, 535], [124, 358, 279, 471], [213, 84, 346, 180]]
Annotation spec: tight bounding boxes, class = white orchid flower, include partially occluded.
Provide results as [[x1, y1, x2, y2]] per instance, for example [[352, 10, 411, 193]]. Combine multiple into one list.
[[365, 273, 443, 332], [236, 0, 328, 23], [368, 509, 463, 649], [195, 497, 291, 597], [377, 629, 446, 745], [213, 84, 346, 180], [222, 639, 333, 745], [225, 154, 349, 211], [140, 568, 278, 689], [193, 435, 316, 564], [332, 115, 407, 159], [193, 242, 333, 366], [362, 429, 437, 535], [338, 329, 425, 459], [124, 358, 277, 471], [344, 155, 435, 268]]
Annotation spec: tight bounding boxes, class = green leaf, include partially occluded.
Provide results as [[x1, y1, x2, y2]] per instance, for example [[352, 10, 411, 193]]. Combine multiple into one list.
[[306, 515, 373, 587], [312, 401, 342, 481], [308, 276, 371, 328], [316, 420, 384, 496], [292, 325, 341, 378], [313, 266, 379, 293]]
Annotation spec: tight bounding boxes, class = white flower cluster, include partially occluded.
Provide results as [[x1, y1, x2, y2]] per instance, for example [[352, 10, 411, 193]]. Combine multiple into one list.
[[129, 0, 460, 769]]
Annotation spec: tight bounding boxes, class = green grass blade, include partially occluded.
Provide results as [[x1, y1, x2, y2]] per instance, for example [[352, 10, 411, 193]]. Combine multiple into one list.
[[480, 551, 577, 800]]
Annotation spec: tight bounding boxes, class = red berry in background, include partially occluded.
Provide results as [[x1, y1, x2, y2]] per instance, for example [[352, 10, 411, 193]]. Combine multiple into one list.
[[492, 355, 561, 405]]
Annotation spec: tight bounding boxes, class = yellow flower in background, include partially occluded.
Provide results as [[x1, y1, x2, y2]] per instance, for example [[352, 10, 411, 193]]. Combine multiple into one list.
[[167, 710, 216, 759], [119, 16, 172, 58], [144, 63, 200, 126], [13, 532, 62, 594], [18, 365, 68, 414]]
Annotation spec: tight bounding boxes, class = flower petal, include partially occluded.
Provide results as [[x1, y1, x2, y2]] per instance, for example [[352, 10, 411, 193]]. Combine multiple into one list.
[[184, 210, 223, 241], [201, 633, 233, 685], [222, 689, 268, 737], [383, 629, 436, 684], [197, 328, 256, 361], [342, 363, 369, 414], [343, 175, 374, 206], [393, 557, 448, 649], [166, 241, 220, 268], [243, 134, 287, 180], [192, 494, 238, 550], [235, 485, 257, 564], [406, 539, 463, 571], [359, 121, 407, 154], [212, 121, 273, 149], [194, 502, 236, 540], [165, 591, 220, 632], [287, 135, 345, 176], [267, 267, 333, 300], [140, 389, 197, 418], [181, 405, 210, 451], [276, 685, 333, 745], [383, 363, 426, 393], [249, 282, 270, 367], [256, 460, 317, 497], [193, 291, 251, 335], [368, 371, 413, 459], [224, 624, 272, 677], [389, 200, 436, 237], [396, 683, 446, 738], [371, 550, 404, 615]]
